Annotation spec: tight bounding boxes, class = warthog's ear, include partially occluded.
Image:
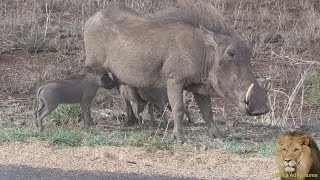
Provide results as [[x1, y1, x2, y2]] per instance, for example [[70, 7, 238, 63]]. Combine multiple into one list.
[[256, 77, 272, 91], [200, 25, 218, 48], [100, 71, 117, 89]]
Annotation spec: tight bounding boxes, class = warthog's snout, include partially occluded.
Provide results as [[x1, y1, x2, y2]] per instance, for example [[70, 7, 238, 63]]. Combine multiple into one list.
[[247, 106, 270, 116], [244, 82, 270, 116]]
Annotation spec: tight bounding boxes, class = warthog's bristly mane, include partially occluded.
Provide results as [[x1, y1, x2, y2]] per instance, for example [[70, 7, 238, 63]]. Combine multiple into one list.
[[114, 0, 237, 38], [154, 0, 237, 38]]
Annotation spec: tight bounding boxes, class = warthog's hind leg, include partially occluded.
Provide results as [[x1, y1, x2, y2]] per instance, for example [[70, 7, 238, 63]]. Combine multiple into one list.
[[35, 99, 45, 128], [36, 104, 56, 132]]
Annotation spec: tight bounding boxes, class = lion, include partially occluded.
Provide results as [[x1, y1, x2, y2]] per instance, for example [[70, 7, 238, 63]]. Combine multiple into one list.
[[276, 131, 320, 180]]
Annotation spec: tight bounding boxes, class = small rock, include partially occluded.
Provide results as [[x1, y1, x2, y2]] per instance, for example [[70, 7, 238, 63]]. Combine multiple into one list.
[[126, 160, 137, 164]]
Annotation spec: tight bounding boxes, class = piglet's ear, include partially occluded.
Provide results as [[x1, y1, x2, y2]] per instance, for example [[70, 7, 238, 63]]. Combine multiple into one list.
[[264, 79, 272, 91], [83, 66, 96, 74], [106, 71, 115, 81]]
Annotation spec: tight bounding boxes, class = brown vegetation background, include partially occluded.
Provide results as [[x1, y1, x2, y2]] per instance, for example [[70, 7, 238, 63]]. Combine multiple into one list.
[[0, 0, 320, 127]]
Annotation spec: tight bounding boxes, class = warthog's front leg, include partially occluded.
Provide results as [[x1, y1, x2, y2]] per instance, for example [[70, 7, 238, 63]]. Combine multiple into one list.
[[80, 100, 93, 130], [36, 103, 57, 132], [193, 92, 225, 139], [36, 109, 50, 132], [167, 79, 185, 143]]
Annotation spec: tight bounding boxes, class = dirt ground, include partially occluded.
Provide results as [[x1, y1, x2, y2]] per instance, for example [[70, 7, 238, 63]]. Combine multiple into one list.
[[0, 141, 277, 180]]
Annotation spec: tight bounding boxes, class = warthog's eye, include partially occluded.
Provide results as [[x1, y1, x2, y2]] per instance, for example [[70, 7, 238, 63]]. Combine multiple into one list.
[[294, 148, 299, 152], [282, 148, 287, 152], [227, 49, 235, 58]]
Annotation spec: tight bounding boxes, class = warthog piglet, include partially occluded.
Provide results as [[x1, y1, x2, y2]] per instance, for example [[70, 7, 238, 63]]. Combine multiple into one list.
[[35, 66, 116, 132]]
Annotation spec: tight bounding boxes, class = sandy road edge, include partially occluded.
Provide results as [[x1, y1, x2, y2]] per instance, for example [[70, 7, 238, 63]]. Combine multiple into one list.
[[0, 141, 277, 179]]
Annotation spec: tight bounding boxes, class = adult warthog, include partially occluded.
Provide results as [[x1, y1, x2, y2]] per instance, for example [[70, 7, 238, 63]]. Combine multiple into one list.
[[84, 1, 270, 142]]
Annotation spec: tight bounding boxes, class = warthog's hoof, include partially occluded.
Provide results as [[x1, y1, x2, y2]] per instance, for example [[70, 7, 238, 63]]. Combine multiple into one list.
[[38, 126, 44, 133], [172, 135, 185, 145], [126, 118, 139, 126], [208, 128, 226, 141], [172, 128, 185, 144]]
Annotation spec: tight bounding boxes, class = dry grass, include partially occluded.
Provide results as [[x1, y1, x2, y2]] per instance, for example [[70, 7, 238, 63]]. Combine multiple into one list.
[[0, 0, 320, 130]]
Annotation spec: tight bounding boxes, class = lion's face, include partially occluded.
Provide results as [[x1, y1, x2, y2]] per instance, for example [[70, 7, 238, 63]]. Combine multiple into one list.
[[276, 134, 312, 174], [279, 140, 304, 173]]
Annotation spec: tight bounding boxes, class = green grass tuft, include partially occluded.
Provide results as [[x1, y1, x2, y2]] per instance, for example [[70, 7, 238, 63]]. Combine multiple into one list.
[[83, 130, 128, 147], [223, 141, 256, 155], [39, 127, 83, 147], [147, 138, 171, 151], [128, 131, 150, 147], [82, 128, 110, 146], [0, 128, 38, 143], [257, 142, 278, 158], [45, 104, 81, 124], [0, 118, 283, 158]]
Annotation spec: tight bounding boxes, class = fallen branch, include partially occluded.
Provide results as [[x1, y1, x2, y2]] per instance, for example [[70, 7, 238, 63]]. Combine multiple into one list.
[[271, 51, 320, 66]]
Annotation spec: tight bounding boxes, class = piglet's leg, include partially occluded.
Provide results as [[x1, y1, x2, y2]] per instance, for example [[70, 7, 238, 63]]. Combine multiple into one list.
[[80, 98, 93, 130]]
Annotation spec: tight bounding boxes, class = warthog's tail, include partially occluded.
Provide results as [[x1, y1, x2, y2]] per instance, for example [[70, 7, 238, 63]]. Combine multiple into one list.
[[35, 86, 45, 120]]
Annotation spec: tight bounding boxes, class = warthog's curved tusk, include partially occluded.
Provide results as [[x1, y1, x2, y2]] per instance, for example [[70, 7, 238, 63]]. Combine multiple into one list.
[[245, 83, 254, 104], [264, 78, 272, 91]]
